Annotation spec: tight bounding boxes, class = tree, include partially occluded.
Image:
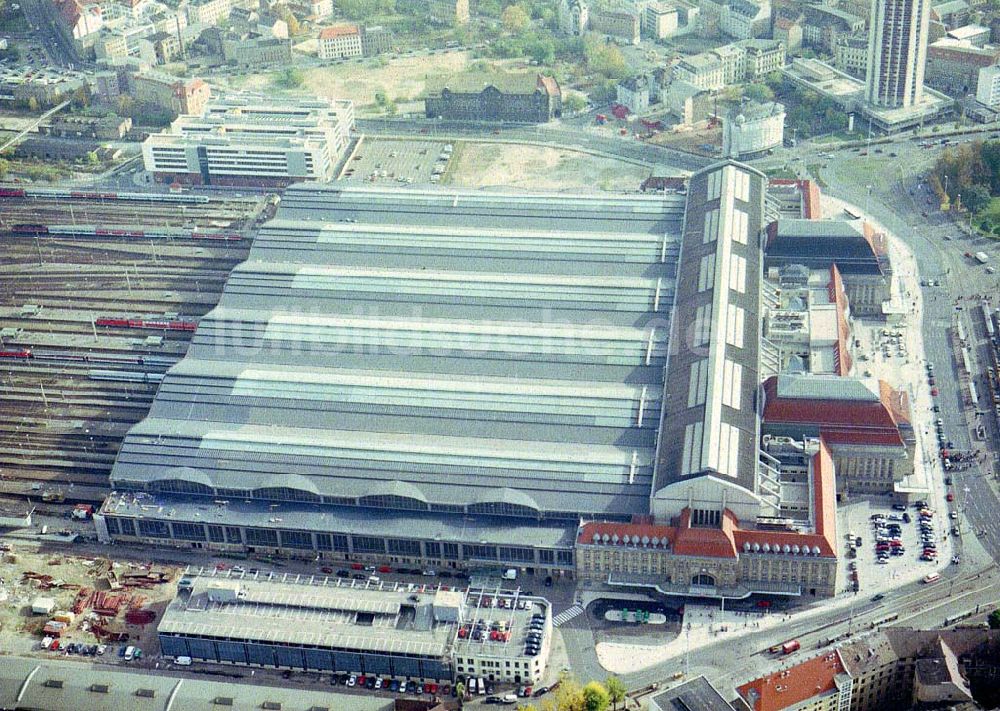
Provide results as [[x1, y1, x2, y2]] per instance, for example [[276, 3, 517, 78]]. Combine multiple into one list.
[[525, 35, 555, 64], [584, 37, 627, 81], [554, 673, 585, 711], [276, 67, 304, 88], [85, 151, 100, 166], [27, 96, 39, 112], [501, 4, 531, 33], [0, 157, 8, 180], [743, 82, 774, 103], [581, 681, 610, 711], [989, 608, 1000, 629], [605, 676, 627, 710], [563, 92, 587, 113], [963, 183, 991, 212]]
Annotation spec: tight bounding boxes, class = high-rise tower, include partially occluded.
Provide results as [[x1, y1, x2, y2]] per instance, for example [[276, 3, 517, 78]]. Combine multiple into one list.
[[865, 0, 930, 108]]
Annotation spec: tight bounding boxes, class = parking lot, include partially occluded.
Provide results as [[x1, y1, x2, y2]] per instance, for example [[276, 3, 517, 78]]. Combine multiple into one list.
[[840, 498, 954, 597], [340, 138, 455, 186]]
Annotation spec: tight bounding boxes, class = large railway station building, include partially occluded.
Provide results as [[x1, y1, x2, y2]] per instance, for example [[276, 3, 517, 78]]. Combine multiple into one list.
[[97, 161, 912, 602]]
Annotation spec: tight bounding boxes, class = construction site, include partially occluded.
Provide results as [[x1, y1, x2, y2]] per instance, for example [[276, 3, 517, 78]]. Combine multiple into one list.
[[0, 187, 273, 505], [0, 538, 181, 660]]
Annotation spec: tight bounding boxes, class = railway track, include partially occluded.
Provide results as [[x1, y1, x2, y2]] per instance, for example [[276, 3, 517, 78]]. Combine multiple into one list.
[[0, 193, 258, 494]]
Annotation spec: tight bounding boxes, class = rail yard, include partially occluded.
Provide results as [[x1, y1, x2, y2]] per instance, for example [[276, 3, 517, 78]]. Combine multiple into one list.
[[0, 189, 270, 503]]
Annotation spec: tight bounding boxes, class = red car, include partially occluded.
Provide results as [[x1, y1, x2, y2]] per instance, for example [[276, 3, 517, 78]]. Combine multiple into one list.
[[321, 566, 333, 574], [377, 565, 392, 573], [358, 676, 367, 687], [946, 492, 954, 502], [350, 563, 364, 570], [930, 387, 939, 396]]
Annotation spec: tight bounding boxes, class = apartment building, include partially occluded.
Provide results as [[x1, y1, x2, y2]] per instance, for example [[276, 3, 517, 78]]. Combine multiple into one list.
[[318, 24, 363, 59], [866, 0, 932, 108], [361, 26, 392, 56], [186, 0, 233, 26], [674, 52, 725, 89], [977, 63, 1000, 108], [132, 71, 211, 118], [834, 34, 869, 77]]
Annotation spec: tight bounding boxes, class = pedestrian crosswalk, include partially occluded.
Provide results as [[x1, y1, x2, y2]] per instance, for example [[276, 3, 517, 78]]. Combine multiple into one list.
[[552, 604, 584, 627]]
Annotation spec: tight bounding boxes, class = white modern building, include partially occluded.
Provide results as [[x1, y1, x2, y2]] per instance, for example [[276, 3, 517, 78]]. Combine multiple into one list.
[[976, 63, 1000, 109], [644, 1, 679, 38], [866, 0, 931, 107], [722, 101, 785, 158], [318, 23, 362, 60], [142, 95, 355, 187]]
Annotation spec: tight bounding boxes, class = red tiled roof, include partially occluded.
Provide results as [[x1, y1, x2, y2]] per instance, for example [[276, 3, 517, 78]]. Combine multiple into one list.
[[761, 376, 906, 448], [736, 651, 846, 711], [319, 24, 359, 39], [577, 521, 676, 547], [879, 380, 911, 426], [672, 509, 739, 559]]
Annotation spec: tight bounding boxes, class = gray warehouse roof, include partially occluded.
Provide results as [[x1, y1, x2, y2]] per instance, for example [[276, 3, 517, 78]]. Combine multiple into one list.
[[110, 185, 683, 520], [0, 656, 392, 711]]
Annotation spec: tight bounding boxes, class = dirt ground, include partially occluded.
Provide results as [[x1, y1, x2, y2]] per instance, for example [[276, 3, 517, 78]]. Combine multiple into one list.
[[446, 142, 651, 192], [648, 124, 723, 156], [0, 539, 179, 663], [227, 52, 526, 111]]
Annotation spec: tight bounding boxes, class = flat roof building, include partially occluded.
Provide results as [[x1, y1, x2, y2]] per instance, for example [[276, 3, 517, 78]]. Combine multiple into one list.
[[0, 655, 394, 711], [157, 568, 552, 683], [649, 676, 737, 711], [141, 95, 355, 187]]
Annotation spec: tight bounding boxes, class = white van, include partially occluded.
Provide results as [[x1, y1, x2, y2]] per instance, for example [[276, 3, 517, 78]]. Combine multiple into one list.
[[175, 656, 192, 666], [502, 568, 517, 581], [124, 645, 135, 661], [477, 677, 487, 695]]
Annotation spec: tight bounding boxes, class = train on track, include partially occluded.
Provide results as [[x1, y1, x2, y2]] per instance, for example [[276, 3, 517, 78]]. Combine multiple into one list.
[[95, 317, 197, 332], [0, 348, 178, 367], [0, 187, 211, 204], [88, 369, 165, 384], [9, 224, 242, 242]]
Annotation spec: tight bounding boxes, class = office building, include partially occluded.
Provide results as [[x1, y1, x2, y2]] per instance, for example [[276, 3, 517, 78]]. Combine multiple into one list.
[[866, 0, 931, 108], [644, 1, 679, 39], [141, 95, 354, 186]]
